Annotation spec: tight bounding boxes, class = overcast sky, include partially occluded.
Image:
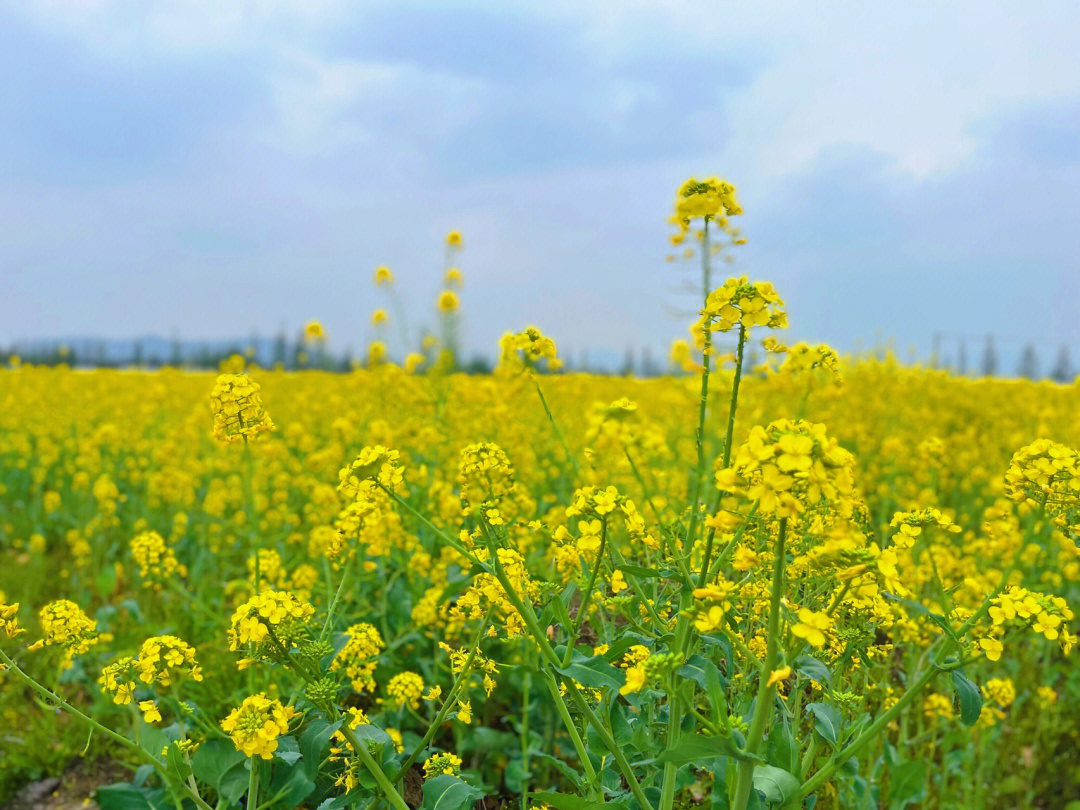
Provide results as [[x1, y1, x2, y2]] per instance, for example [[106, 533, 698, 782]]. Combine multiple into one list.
[[2, 1, 1078, 364]]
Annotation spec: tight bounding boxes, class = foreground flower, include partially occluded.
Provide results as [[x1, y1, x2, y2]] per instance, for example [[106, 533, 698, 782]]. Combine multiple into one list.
[[221, 694, 296, 759]]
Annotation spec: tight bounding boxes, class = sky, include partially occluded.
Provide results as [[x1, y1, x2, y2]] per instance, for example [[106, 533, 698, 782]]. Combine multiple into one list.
[[1, 1, 1078, 367]]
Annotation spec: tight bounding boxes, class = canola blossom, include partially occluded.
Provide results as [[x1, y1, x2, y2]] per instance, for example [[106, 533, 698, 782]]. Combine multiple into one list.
[[0, 193, 1077, 810]]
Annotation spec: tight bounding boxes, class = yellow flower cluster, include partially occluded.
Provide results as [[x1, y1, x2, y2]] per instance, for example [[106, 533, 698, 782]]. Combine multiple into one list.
[[1, 600, 25, 639], [338, 446, 404, 495], [671, 176, 742, 230], [99, 635, 201, 706], [989, 585, 1075, 653], [458, 442, 518, 514], [423, 752, 462, 779], [209, 373, 275, 443], [716, 419, 856, 518], [453, 547, 538, 639], [136, 635, 202, 686], [130, 530, 186, 588], [439, 640, 499, 697], [28, 600, 98, 664], [220, 693, 296, 759], [693, 277, 787, 342], [888, 508, 962, 549], [1004, 439, 1080, 516], [227, 590, 315, 656], [385, 670, 424, 709], [331, 622, 385, 693], [496, 327, 562, 374], [770, 342, 842, 382]]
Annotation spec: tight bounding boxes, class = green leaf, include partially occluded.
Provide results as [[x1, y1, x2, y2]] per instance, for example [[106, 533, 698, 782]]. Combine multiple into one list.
[[421, 774, 485, 810], [794, 655, 832, 688], [530, 792, 625, 810], [267, 761, 316, 808], [766, 721, 797, 774], [950, 670, 983, 726], [554, 653, 625, 691], [94, 784, 162, 810], [529, 752, 582, 788], [751, 765, 799, 804], [656, 734, 728, 765], [275, 734, 302, 765], [678, 654, 722, 693], [887, 760, 927, 809], [805, 703, 842, 747], [191, 739, 248, 803], [709, 757, 730, 810], [300, 718, 342, 778]]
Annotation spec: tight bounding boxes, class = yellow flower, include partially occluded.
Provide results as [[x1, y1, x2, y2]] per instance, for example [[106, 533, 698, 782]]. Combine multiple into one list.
[[139, 700, 162, 724], [374, 265, 394, 285], [438, 290, 459, 313], [445, 230, 463, 247], [767, 666, 792, 687], [792, 608, 832, 649], [304, 321, 325, 341], [979, 637, 1004, 661], [221, 694, 295, 759], [456, 700, 472, 724]]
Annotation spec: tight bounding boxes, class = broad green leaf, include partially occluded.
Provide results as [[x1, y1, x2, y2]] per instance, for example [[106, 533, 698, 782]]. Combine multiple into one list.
[[422, 774, 485, 810], [529, 752, 582, 788], [656, 734, 728, 765], [887, 760, 927, 809], [805, 702, 842, 747], [300, 718, 342, 778], [531, 792, 626, 810], [554, 653, 625, 691], [191, 739, 248, 802], [951, 670, 983, 726], [267, 761, 316, 808], [94, 784, 162, 810], [794, 655, 833, 688], [751, 765, 799, 804]]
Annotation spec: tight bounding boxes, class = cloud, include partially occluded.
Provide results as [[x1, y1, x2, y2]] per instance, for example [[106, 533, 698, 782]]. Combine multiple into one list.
[[0, 1, 1077, 363]]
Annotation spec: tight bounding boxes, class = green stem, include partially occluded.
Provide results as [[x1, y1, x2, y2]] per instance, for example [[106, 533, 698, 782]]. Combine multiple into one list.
[[565, 519, 607, 664], [532, 375, 580, 478], [247, 758, 259, 810], [541, 668, 599, 796], [698, 325, 746, 586], [563, 681, 654, 810], [335, 726, 411, 810], [732, 518, 787, 810]]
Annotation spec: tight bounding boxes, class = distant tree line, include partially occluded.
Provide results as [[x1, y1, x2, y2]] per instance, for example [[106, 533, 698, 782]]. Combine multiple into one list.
[[932, 332, 1077, 382]]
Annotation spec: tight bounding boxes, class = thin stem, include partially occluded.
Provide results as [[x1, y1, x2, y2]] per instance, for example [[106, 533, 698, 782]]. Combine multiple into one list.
[[732, 518, 787, 810], [698, 325, 746, 586], [564, 519, 607, 664], [247, 758, 259, 810], [541, 668, 599, 796], [532, 375, 580, 478]]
